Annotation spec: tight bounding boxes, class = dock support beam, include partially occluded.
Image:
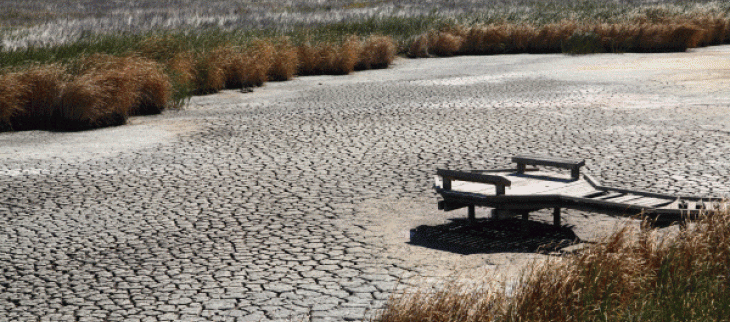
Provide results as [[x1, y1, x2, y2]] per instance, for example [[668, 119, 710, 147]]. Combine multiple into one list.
[[553, 207, 561, 227], [468, 205, 475, 222]]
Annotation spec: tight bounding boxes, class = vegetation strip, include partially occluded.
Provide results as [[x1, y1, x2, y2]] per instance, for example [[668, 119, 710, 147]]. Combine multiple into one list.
[[1, 4, 729, 131]]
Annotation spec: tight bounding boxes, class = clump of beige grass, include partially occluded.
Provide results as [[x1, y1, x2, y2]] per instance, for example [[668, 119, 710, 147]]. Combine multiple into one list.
[[268, 38, 299, 81], [0, 72, 28, 131], [192, 51, 226, 94], [77, 54, 171, 115], [408, 14, 730, 57], [407, 34, 430, 58], [335, 36, 363, 75], [357, 35, 397, 70], [167, 52, 197, 87], [378, 281, 503, 322], [297, 36, 364, 76], [428, 31, 464, 57], [56, 72, 127, 130], [530, 21, 580, 53], [12, 65, 67, 129], [217, 40, 275, 89]]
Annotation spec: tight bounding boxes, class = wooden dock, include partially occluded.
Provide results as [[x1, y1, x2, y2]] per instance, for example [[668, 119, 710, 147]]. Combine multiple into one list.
[[434, 155, 724, 226]]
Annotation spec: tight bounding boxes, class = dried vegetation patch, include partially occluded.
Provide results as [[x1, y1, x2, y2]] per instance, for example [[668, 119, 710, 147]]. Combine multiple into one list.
[[408, 15, 730, 57], [1, 2, 730, 132], [376, 203, 730, 322], [0, 35, 398, 131]]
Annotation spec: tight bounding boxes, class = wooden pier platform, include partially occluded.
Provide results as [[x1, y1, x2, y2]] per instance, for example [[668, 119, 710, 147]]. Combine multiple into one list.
[[434, 155, 724, 226]]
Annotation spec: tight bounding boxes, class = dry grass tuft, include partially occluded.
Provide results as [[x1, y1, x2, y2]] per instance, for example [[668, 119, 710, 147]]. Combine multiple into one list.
[[428, 31, 464, 57], [378, 281, 503, 322], [57, 72, 126, 130], [377, 204, 730, 322], [335, 36, 363, 75], [0, 72, 28, 131], [460, 25, 509, 55], [77, 54, 171, 115], [193, 51, 226, 94], [531, 21, 580, 53], [297, 36, 363, 76], [407, 34, 430, 58], [357, 35, 397, 70], [268, 39, 298, 81], [11, 64, 68, 130], [167, 52, 197, 87], [407, 16, 728, 56], [217, 40, 275, 89]]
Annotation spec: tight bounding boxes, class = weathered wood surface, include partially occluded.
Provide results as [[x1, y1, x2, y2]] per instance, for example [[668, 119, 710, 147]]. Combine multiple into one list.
[[512, 155, 585, 180], [512, 155, 586, 168], [435, 169, 683, 212]]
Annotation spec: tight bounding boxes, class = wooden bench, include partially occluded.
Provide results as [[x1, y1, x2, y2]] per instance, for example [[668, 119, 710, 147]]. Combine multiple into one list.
[[436, 169, 512, 221], [512, 155, 585, 180], [436, 169, 511, 195]]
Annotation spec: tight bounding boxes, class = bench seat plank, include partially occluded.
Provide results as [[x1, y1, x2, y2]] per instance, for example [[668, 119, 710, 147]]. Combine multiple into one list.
[[512, 155, 585, 168]]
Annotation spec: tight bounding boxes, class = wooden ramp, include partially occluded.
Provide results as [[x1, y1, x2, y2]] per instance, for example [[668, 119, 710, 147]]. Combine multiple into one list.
[[435, 155, 724, 226]]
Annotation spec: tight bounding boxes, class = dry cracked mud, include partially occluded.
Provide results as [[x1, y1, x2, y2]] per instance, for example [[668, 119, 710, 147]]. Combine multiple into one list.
[[1, 46, 729, 321]]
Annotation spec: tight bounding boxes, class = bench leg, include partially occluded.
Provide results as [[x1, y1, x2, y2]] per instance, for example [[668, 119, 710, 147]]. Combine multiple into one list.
[[517, 163, 526, 175], [468, 205, 475, 222], [571, 168, 580, 180], [553, 207, 561, 227]]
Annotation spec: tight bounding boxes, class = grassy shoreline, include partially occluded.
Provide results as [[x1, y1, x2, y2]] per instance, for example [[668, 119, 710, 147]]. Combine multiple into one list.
[[1, 2, 729, 131]]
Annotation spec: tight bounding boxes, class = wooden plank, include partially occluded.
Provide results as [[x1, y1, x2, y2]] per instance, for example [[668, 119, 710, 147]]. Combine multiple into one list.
[[609, 194, 646, 204], [449, 181, 496, 195], [436, 169, 511, 186], [629, 197, 675, 208], [539, 180, 600, 197], [553, 186, 603, 198], [508, 182, 574, 195], [512, 155, 585, 168], [595, 192, 625, 200], [505, 176, 585, 195]]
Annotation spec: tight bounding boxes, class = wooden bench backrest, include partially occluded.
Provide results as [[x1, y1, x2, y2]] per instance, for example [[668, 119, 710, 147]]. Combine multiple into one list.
[[512, 155, 585, 180]]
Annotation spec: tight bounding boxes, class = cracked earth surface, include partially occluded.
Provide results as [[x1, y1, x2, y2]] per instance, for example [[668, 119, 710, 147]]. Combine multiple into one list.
[[1, 46, 730, 321]]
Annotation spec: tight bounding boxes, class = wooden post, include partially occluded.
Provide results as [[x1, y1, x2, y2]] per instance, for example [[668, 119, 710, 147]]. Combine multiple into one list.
[[517, 163, 526, 175], [443, 177, 451, 191], [468, 205, 475, 222], [553, 207, 561, 227], [496, 184, 505, 195], [491, 208, 500, 220], [571, 167, 580, 181], [522, 211, 529, 221]]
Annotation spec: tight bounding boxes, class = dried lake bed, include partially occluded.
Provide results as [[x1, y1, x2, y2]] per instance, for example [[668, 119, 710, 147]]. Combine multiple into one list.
[[1, 46, 730, 321]]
